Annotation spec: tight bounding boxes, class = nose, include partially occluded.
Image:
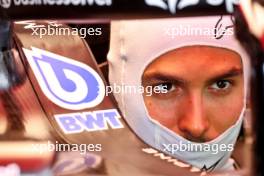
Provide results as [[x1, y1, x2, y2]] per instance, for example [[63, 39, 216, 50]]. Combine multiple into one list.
[[178, 93, 210, 142]]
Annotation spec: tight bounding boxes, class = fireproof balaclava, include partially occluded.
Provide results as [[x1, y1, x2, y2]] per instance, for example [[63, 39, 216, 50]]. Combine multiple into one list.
[[107, 16, 250, 172]]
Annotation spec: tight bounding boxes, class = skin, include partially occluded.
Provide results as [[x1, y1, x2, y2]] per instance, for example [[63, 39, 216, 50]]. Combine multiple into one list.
[[142, 46, 244, 142]]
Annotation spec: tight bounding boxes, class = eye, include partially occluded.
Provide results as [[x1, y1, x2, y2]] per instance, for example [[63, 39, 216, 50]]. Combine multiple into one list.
[[154, 82, 176, 93], [209, 80, 232, 91]]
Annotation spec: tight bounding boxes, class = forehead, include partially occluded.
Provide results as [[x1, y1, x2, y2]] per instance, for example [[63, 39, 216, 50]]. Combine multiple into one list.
[[143, 45, 243, 80]]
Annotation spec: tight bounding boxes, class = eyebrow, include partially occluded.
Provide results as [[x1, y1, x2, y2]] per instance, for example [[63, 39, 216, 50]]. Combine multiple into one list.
[[207, 68, 243, 83], [142, 72, 185, 86], [142, 68, 243, 85]]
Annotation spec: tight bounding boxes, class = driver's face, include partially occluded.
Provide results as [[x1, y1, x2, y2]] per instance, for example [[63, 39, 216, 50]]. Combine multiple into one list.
[[142, 46, 244, 142]]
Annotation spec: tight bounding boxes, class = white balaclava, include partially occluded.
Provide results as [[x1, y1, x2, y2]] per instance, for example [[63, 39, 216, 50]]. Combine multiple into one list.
[[107, 16, 250, 172]]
